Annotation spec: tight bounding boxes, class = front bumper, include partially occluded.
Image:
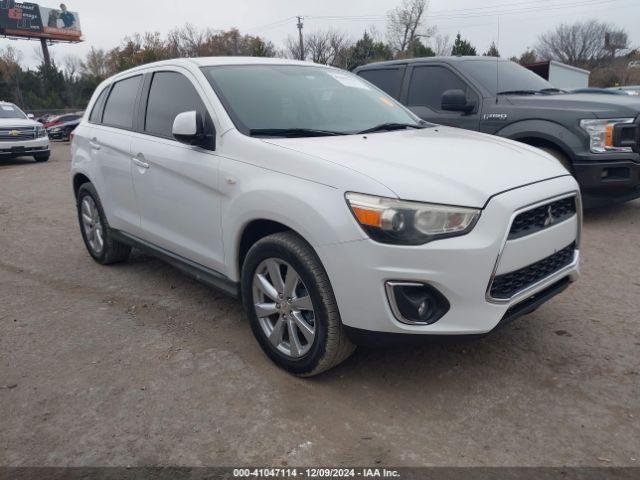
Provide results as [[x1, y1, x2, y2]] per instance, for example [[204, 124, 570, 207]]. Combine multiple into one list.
[[0, 137, 50, 156], [573, 159, 640, 208], [316, 176, 581, 336]]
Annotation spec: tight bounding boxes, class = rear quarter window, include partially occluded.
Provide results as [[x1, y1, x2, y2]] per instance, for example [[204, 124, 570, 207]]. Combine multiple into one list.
[[357, 68, 404, 98]]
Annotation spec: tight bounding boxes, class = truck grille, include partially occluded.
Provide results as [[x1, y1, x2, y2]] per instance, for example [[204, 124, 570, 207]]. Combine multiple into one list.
[[0, 127, 37, 141], [509, 197, 576, 240], [490, 242, 576, 300]]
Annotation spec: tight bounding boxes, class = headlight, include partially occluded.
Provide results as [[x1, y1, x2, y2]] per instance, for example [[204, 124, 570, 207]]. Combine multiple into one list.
[[36, 126, 47, 137], [346, 192, 480, 245], [580, 118, 635, 153]]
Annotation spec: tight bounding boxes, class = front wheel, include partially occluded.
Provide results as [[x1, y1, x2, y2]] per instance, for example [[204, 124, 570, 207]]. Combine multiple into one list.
[[241, 232, 355, 377], [34, 152, 50, 162]]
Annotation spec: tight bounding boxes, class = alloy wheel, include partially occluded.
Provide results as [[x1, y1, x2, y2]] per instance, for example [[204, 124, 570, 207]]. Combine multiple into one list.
[[80, 196, 104, 255], [252, 258, 316, 359]]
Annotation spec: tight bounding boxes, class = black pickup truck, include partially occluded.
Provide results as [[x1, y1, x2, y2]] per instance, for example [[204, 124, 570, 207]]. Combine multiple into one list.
[[355, 57, 640, 208]]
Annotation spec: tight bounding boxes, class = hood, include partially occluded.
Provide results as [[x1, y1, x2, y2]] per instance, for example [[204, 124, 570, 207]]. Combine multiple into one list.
[[506, 93, 640, 119], [263, 127, 569, 208], [0, 118, 41, 128]]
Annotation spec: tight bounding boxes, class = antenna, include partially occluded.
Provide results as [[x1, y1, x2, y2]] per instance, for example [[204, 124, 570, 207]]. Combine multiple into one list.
[[496, 16, 500, 104]]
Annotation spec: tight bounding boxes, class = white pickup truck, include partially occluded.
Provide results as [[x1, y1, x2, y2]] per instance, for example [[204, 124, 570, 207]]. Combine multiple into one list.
[[0, 102, 50, 162]]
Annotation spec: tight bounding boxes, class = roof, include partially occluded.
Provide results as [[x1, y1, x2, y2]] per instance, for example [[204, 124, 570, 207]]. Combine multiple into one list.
[[106, 56, 333, 83], [355, 56, 510, 70]]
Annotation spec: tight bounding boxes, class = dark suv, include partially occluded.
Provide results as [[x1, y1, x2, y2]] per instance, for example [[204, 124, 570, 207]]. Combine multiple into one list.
[[355, 57, 640, 208]]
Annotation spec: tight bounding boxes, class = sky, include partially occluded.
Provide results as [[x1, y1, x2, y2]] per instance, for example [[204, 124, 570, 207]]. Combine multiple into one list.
[[3, 0, 640, 69]]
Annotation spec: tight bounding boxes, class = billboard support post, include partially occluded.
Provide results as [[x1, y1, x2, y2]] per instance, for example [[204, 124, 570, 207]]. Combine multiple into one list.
[[40, 37, 51, 69]]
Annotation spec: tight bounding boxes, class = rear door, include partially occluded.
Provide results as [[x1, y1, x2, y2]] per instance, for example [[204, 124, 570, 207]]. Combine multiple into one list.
[[91, 75, 143, 234], [129, 69, 224, 271], [401, 64, 482, 130]]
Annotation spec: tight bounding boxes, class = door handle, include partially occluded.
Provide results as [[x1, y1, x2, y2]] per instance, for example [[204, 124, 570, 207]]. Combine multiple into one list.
[[89, 138, 101, 150], [132, 157, 150, 169]]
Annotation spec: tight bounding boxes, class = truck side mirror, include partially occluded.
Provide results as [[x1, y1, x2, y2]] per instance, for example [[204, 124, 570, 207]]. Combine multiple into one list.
[[442, 89, 475, 113]]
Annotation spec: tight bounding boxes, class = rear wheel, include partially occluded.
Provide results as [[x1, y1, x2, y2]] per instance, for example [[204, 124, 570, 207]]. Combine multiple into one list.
[[77, 183, 131, 265], [241, 232, 355, 377]]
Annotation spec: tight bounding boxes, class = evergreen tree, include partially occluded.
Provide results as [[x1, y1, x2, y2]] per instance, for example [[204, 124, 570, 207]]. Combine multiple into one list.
[[483, 41, 500, 57], [451, 33, 477, 56], [346, 32, 393, 70]]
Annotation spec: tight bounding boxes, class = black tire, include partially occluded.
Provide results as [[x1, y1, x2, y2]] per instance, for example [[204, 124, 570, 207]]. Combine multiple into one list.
[[540, 147, 573, 174], [241, 231, 355, 377], [34, 152, 50, 162], [77, 182, 131, 265]]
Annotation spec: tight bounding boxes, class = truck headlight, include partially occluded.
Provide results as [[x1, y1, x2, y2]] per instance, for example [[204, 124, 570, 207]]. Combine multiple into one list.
[[346, 192, 480, 245], [36, 126, 47, 138], [580, 118, 635, 153]]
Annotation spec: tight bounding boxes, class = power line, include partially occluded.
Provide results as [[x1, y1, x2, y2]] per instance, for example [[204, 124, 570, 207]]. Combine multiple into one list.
[[304, 0, 631, 21]]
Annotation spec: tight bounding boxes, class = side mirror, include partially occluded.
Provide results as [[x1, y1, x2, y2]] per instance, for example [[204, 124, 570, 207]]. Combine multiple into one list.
[[27, 113, 35, 119], [441, 89, 475, 113], [172, 111, 214, 149]]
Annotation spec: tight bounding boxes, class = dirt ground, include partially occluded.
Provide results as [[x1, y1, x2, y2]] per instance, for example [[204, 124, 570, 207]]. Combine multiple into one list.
[[1, 142, 639, 467]]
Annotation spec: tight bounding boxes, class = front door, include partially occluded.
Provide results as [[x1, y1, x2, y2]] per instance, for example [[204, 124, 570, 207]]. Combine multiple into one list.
[[130, 70, 224, 272], [402, 64, 482, 131]]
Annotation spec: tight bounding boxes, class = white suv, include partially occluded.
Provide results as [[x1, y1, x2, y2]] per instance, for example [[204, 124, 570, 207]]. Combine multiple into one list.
[[71, 58, 581, 376], [0, 102, 50, 162]]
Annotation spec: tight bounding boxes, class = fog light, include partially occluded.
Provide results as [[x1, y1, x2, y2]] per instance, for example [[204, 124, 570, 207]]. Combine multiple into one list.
[[385, 281, 450, 325]]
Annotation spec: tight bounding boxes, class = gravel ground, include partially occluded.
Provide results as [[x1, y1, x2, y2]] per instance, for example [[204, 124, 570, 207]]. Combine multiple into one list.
[[1, 143, 639, 467]]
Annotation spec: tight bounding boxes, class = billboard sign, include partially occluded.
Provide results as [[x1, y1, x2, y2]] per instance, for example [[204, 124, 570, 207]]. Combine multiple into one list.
[[0, 2, 81, 41]]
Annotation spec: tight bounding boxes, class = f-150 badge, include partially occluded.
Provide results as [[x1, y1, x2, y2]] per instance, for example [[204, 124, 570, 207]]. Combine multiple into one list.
[[483, 113, 508, 121]]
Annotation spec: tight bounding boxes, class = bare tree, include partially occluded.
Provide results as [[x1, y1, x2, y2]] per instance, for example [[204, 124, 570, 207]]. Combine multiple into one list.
[[63, 55, 82, 80], [386, 0, 432, 54], [303, 30, 352, 67], [536, 20, 629, 69], [81, 47, 108, 78], [432, 33, 452, 56], [0, 46, 24, 106]]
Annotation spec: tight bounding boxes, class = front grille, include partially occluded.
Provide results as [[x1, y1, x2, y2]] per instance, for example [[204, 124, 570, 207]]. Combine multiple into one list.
[[0, 127, 36, 141], [490, 243, 576, 300], [509, 197, 576, 240]]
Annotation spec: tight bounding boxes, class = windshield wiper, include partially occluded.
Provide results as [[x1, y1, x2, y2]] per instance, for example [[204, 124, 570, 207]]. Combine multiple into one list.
[[497, 90, 539, 96], [356, 123, 425, 134], [249, 128, 346, 138], [539, 88, 566, 94]]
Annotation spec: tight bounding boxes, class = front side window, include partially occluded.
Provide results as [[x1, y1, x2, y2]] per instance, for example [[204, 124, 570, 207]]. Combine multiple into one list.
[[102, 75, 142, 129], [145, 71, 207, 138], [201, 65, 421, 136], [0, 103, 27, 119], [407, 66, 476, 110]]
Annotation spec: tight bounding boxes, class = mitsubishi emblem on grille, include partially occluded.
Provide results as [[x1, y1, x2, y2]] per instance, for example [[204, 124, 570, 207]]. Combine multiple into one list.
[[544, 206, 554, 227]]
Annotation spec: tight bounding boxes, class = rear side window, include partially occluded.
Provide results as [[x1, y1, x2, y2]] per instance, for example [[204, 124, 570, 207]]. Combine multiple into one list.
[[358, 68, 403, 98], [144, 71, 207, 138], [102, 75, 142, 129], [407, 66, 474, 110]]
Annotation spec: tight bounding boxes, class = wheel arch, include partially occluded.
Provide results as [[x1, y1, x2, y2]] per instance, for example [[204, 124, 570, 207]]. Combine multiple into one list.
[[72, 172, 92, 200], [496, 119, 584, 163], [236, 219, 297, 280]]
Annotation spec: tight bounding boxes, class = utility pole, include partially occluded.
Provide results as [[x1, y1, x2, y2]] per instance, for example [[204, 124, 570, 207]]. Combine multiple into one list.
[[40, 38, 51, 69], [296, 16, 304, 61]]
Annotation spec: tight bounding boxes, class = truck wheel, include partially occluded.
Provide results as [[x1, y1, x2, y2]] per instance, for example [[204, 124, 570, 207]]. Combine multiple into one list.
[[241, 231, 355, 377], [34, 153, 50, 162], [77, 183, 131, 265], [540, 147, 573, 175]]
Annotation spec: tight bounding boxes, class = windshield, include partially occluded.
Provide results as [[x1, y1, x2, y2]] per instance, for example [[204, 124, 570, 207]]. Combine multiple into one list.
[[0, 103, 27, 119], [458, 60, 555, 95], [201, 65, 422, 136]]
